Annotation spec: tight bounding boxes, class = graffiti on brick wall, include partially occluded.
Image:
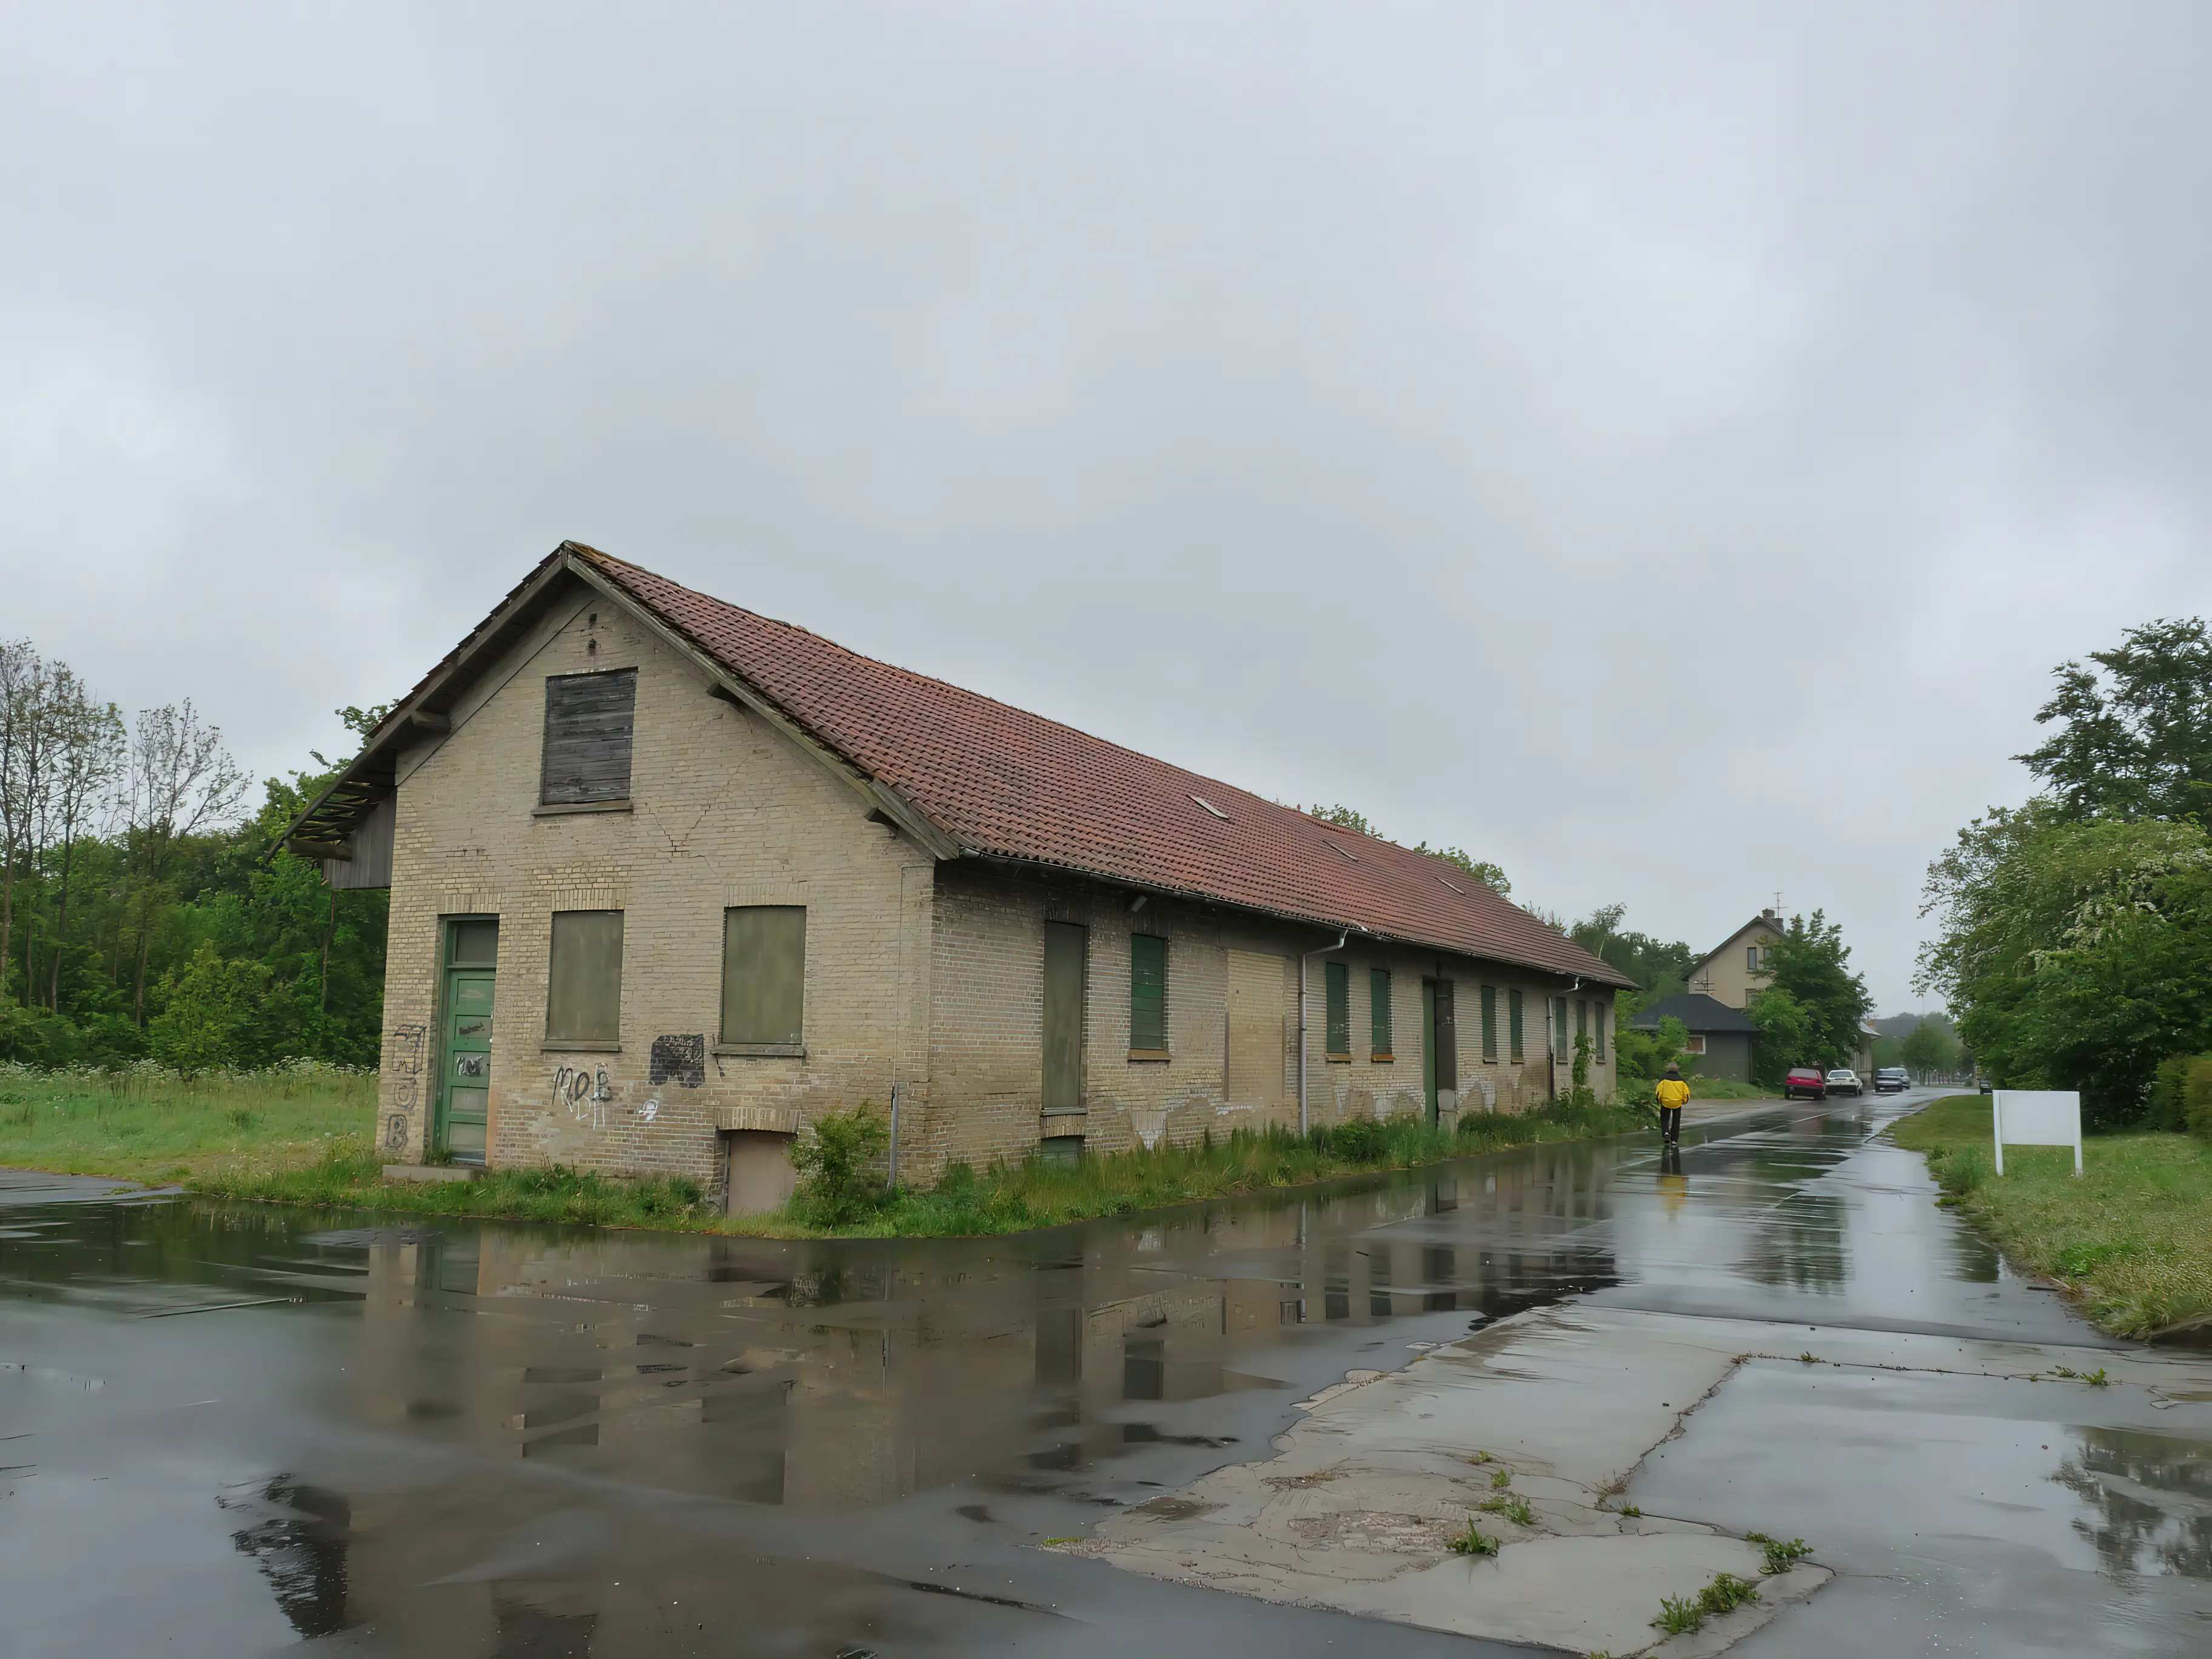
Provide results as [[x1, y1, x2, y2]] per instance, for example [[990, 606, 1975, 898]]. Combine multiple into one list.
[[386, 1024, 426, 1149], [552, 1061, 615, 1129], [649, 1034, 705, 1088]]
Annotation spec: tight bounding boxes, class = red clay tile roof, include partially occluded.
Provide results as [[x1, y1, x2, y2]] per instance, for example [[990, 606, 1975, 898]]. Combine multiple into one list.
[[577, 546, 1629, 988]]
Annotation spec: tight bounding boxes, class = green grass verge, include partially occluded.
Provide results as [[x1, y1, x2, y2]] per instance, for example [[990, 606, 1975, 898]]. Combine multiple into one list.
[[1889, 1094, 2212, 1337], [0, 1060, 1658, 1238], [0, 1061, 375, 1185], [203, 1096, 1654, 1238]]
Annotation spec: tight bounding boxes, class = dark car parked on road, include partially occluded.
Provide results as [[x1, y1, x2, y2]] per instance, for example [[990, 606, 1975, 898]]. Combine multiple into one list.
[[1874, 1067, 1909, 1093], [1783, 1067, 1827, 1101]]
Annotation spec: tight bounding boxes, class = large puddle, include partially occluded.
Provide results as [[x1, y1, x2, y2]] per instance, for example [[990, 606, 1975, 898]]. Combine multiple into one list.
[[2, 1097, 2204, 1657]]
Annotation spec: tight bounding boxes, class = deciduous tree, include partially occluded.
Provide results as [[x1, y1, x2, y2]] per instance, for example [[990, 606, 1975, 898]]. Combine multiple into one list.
[[1753, 912, 1871, 1076], [2019, 617, 2212, 823]]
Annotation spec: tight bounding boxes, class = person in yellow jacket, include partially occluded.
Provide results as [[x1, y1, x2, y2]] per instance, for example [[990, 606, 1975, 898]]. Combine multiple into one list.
[[1655, 1062, 1691, 1145]]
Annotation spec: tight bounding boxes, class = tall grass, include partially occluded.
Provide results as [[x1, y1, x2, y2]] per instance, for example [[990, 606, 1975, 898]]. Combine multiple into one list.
[[0, 1059, 376, 1183], [789, 1097, 1655, 1238], [198, 1097, 1654, 1239], [200, 1136, 714, 1227]]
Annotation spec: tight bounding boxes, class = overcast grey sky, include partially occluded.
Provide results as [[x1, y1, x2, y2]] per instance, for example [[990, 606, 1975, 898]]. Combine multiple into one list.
[[6, 3, 2210, 1010]]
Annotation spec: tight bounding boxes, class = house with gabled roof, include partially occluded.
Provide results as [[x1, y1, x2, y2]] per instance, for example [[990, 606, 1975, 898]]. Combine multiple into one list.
[[1687, 909, 1786, 1011], [285, 543, 1632, 1209]]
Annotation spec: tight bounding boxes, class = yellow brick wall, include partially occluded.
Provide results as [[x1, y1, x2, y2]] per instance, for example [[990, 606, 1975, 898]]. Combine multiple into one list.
[[376, 579, 935, 1189], [917, 861, 1607, 1180]]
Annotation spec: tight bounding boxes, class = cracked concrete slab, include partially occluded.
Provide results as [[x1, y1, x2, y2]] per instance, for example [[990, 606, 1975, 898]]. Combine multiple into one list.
[[1064, 1302, 2212, 1655]]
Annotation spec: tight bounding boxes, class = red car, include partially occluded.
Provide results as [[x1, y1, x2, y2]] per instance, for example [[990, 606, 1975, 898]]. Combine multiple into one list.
[[1783, 1067, 1827, 1101]]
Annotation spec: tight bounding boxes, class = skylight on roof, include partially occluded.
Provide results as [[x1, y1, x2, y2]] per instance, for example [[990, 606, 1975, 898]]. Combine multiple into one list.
[[1322, 838, 1359, 862], [1436, 874, 1466, 895], [1190, 795, 1230, 821]]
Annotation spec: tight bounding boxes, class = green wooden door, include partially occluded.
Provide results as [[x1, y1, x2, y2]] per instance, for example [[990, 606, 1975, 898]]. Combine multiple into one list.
[[437, 918, 499, 1164], [439, 971, 494, 1163]]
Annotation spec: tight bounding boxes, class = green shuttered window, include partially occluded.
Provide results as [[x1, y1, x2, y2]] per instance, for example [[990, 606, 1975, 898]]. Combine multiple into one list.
[[1370, 968, 1392, 1058], [546, 910, 623, 1044], [1552, 997, 1570, 1063], [722, 906, 806, 1047], [1508, 988, 1524, 1062], [1130, 933, 1168, 1054], [1594, 999, 1607, 1062], [1324, 961, 1350, 1057], [540, 669, 637, 805], [1480, 985, 1498, 1062]]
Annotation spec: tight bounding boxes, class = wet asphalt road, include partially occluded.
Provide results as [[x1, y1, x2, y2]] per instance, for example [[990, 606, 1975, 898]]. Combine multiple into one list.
[[1, 1090, 2206, 1657]]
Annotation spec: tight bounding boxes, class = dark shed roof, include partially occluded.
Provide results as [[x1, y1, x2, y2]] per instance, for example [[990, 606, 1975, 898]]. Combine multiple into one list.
[[1629, 993, 1759, 1034]]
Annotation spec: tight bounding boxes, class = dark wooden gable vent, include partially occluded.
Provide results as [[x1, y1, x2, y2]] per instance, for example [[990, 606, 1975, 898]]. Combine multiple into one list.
[[541, 668, 637, 804]]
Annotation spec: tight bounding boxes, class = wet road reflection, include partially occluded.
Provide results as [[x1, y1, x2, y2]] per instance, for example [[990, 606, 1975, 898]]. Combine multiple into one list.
[[0, 1095, 2197, 1655]]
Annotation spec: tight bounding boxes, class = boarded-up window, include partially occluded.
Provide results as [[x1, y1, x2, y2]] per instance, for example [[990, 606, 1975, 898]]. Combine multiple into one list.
[[1552, 997, 1571, 1063], [722, 907, 806, 1046], [1594, 999, 1607, 1062], [546, 910, 623, 1044], [1225, 950, 1288, 1106], [1324, 962, 1350, 1057], [1043, 922, 1087, 1111], [449, 917, 500, 968], [1371, 969, 1392, 1057], [1508, 988, 1524, 1062], [1480, 985, 1498, 1062], [540, 669, 637, 805], [1130, 933, 1167, 1053]]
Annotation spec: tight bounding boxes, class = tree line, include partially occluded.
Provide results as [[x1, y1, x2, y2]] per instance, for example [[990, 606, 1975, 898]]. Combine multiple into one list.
[[0, 638, 386, 1072], [1919, 617, 2212, 1128]]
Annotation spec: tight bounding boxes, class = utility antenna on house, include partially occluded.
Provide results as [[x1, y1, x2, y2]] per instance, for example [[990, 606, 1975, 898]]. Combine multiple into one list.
[[1773, 891, 1783, 914]]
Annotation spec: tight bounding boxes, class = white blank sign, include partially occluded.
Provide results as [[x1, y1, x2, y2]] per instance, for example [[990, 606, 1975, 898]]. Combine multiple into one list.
[[1991, 1090, 2083, 1176]]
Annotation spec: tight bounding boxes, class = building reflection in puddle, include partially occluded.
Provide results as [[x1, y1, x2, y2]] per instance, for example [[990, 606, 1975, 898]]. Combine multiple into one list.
[[326, 1138, 1644, 1521]]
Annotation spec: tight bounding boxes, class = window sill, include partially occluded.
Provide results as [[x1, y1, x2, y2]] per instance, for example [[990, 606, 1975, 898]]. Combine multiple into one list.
[[713, 1042, 805, 1059], [1370, 1053, 1395, 1064], [1127, 1048, 1171, 1063], [541, 1039, 620, 1053], [1324, 1052, 1352, 1065], [534, 799, 633, 817]]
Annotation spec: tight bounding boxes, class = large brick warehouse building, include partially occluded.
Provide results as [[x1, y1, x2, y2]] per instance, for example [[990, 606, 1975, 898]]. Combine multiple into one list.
[[285, 543, 1631, 1211]]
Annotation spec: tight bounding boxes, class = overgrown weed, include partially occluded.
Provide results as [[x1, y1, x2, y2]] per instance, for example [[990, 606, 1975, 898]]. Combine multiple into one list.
[[1448, 1520, 1500, 1557], [1745, 1532, 1812, 1574], [1480, 1494, 1536, 1527], [1652, 1571, 1762, 1635]]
